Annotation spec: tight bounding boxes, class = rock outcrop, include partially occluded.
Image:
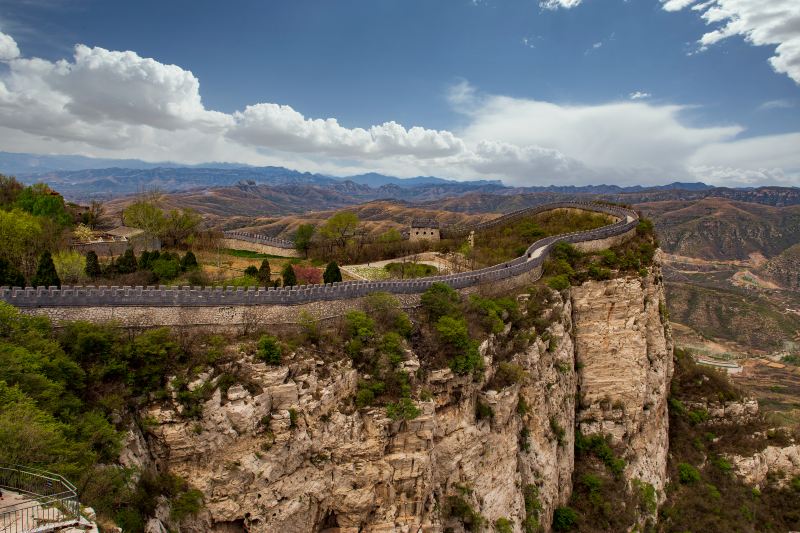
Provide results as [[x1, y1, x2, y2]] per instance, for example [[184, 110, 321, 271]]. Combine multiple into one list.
[[124, 268, 675, 532]]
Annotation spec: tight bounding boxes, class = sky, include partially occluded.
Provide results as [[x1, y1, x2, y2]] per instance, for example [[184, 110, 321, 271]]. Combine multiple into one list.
[[0, 0, 798, 187]]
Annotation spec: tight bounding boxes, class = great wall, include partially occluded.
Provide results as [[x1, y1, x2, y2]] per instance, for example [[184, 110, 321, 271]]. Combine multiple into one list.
[[0, 202, 639, 327]]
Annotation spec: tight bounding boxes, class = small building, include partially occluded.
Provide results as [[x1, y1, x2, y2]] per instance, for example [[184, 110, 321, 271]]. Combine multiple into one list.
[[409, 219, 441, 242], [72, 226, 161, 257]]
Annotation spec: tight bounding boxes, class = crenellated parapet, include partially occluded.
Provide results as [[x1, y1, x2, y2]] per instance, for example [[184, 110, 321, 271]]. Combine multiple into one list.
[[1, 202, 638, 309]]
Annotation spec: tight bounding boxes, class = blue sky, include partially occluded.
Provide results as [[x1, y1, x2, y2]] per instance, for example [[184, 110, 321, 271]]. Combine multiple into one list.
[[0, 0, 798, 186]]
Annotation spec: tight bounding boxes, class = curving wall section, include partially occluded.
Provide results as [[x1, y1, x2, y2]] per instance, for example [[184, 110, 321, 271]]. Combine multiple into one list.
[[0, 202, 638, 309]]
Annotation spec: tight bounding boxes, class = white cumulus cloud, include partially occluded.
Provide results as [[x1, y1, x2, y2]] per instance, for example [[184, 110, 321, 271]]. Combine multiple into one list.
[[0, 31, 19, 61], [539, 0, 584, 10], [662, 0, 800, 85], [629, 91, 651, 100]]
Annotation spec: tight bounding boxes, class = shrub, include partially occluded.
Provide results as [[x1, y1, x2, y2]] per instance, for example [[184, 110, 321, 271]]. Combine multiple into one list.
[[151, 258, 181, 281], [115, 248, 138, 274], [678, 462, 701, 484], [520, 427, 531, 452], [420, 282, 461, 320], [446, 495, 485, 531], [0, 258, 25, 287], [53, 250, 86, 284], [84, 251, 101, 279], [244, 266, 258, 277], [380, 332, 405, 366], [386, 398, 420, 421], [494, 517, 513, 533], [523, 484, 542, 533], [364, 292, 412, 337], [170, 487, 204, 521], [257, 259, 271, 284], [180, 251, 198, 271], [323, 261, 342, 283], [493, 362, 525, 389], [355, 380, 385, 408], [293, 265, 322, 285], [550, 416, 566, 445], [552, 506, 578, 531], [436, 316, 483, 375], [475, 400, 494, 421], [299, 311, 320, 344], [31, 251, 61, 287], [288, 408, 298, 429], [256, 335, 282, 365], [546, 274, 570, 290], [345, 311, 375, 341], [576, 432, 625, 476], [281, 263, 297, 287]]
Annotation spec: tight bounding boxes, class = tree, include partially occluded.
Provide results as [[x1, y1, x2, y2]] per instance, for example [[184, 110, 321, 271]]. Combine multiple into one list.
[[85, 251, 101, 279], [257, 259, 271, 285], [31, 251, 61, 288], [294, 224, 315, 257], [72, 224, 94, 243], [0, 258, 25, 287], [281, 263, 297, 287], [0, 174, 23, 206], [83, 201, 108, 229], [180, 251, 198, 271], [323, 261, 342, 284], [163, 208, 202, 247], [244, 266, 258, 277], [115, 248, 138, 274], [14, 184, 71, 226], [123, 199, 166, 238], [52, 250, 86, 284], [320, 211, 360, 249], [257, 335, 282, 365], [0, 209, 44, 277]]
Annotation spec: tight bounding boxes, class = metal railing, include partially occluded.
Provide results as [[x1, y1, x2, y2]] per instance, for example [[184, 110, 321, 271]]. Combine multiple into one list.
[[0, 465, 80, 533]]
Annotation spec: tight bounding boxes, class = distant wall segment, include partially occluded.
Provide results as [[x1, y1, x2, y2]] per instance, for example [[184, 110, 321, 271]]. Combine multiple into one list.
[[1, 202, 639, 325], [220, 232, 302, 258]]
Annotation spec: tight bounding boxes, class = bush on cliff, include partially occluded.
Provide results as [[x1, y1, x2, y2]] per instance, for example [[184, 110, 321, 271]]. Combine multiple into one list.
[[257, 335, 282, 365]]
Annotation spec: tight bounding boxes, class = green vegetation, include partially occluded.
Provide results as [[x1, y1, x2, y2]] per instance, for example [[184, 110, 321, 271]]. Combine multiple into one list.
[[294, 223, 316, 256], [31, 251, 61, 288], [552, 507, 578, 531], [123, 194, 201, 247], [281, 263, 297, 287], [385, 397, 421, 421], [471, 209, 612, 267], [494, 517, 513, 533], [445, 492, 486, 531], [678, 462, 701, 484], [384, 261, 438, 279], [523, 484, 542, 533], [0, 302, 213, 527], [575, 432, 625, 477], [256, 335, 282, 365], [323, 261, 342, 283], [540, 215, 658, 288]]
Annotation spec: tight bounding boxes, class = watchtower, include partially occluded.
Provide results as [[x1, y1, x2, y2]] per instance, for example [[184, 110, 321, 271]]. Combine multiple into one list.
[[409, 219, 441, 242]]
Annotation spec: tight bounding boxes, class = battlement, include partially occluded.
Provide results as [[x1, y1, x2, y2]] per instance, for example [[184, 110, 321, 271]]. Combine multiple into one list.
[[1, 202, 639, 308]]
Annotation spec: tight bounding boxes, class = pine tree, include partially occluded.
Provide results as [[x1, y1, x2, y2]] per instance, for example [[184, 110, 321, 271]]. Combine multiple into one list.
[[181, 251, 198, 271], [258, 259, 271, 285], [31, 251, 61, 288], [323, 261, 342, 284], [0, 258, 25, 287], [85, 251, 101, 278], [116, 248, 138, 274], [281, 263, 297, 287]]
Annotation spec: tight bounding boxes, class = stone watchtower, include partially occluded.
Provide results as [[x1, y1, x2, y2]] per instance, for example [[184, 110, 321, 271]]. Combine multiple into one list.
[[409, 219, 441, 242]]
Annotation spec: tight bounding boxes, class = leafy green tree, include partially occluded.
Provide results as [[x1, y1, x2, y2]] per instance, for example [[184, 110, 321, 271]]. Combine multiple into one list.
[[115, 248, 138, 274], [151, 258, 181, 281], [180, 251, 198, 271], [294, 224, 315, 257], [281, 263, 297, 287], [323, 261, 342, 284], [14, 183, 71, 226], [257, 335, 282, 365], [420, 282, 461, 320], [320, 211, 360, 249], [31, 251, 61, 288], [53, 250, 86, 284], [0, 258, 25, 287], [123, 198, 166, 238], [257, 259, 271, 284], [0, 209, 44, 277], [163, 208, 202, 247]]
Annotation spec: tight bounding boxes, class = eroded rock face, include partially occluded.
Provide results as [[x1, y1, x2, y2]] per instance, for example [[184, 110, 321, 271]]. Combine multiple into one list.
[[123, 270, 675, 532], [571, 269, 674, 494], [729, 445, 800, 490]]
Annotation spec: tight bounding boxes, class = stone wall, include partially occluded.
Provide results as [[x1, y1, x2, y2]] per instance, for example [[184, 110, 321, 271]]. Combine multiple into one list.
[[2, 202, 640, 328], [219, 235, 301, 258]]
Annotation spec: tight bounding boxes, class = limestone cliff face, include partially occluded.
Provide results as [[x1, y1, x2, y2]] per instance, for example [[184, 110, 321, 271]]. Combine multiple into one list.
[[124, 268, 673, 533], [571, 268, 674, 496]]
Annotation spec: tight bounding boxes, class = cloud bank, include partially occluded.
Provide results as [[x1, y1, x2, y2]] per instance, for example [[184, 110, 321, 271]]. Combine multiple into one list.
[[0, 30, 797, 187]]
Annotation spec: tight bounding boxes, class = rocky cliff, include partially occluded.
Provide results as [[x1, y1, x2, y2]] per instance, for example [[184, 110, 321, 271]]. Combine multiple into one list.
[[122, 268, 674, 533]]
